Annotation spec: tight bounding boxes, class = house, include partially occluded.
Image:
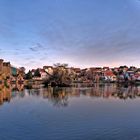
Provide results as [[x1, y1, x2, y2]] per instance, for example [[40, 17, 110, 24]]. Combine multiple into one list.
[[103, 67, 110, 71], [134, 73, 140, 81], [10, 66, 25, 84], [43, 66, 54, 76], [114, 67, 119, 72], [95, 74, 100, 82], [11, 66, 18, 83], [0, 59, 11, 82], [17, 69, 25, 84], [127, 70, 135, 77], [74, 68, 81, 74], [73, 68, 81, 80], [40, 69, 47, 80], [104, 70, 117, 82], [31, 69, 36, 76]]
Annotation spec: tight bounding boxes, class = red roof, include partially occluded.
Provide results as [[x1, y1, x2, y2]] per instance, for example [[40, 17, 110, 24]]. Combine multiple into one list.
[[104, 71, 115, 76], [31, 69, 36, 72], [103, 67, 109, 69], [74, 68, 81, 72], [40, 69, 45, 73]]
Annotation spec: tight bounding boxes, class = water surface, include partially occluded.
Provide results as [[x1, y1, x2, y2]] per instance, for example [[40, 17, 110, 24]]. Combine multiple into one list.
[[0, 84, 140, 140]]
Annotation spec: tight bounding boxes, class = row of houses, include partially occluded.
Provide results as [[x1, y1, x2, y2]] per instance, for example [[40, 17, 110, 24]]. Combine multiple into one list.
[[0, 59, 25, 84], [29, 65, 140, 84], [75, 66, 140, 83], [1, 58, 139, 85]]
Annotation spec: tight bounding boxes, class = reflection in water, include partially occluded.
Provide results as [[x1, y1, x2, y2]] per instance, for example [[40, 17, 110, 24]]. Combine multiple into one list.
[[0, 84, 140, 107], [0, 84, 24, 105], [1, 84, 140, 140], [0, 85, 11, 105]]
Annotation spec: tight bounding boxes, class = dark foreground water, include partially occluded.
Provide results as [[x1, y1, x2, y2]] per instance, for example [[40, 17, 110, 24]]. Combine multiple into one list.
[[0, 84, 140, 140]]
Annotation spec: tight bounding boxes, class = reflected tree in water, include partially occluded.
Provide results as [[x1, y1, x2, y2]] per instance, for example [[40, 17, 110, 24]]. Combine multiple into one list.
[[48, 88, 69, 107], [1, 84, 140, 107]]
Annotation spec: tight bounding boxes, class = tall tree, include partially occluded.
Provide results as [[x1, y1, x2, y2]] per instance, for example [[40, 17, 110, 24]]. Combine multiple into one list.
[[34, 69, 41, 77], [26, 70, 32, 79]]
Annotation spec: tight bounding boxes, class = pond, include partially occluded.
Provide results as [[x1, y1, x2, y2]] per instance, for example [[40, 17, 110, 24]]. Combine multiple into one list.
[[0, 84, 140, 140]]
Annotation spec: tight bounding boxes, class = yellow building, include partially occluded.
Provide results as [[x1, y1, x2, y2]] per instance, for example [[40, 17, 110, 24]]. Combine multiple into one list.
[[0, 59, 11, 82], [0, 59, 24, 84]]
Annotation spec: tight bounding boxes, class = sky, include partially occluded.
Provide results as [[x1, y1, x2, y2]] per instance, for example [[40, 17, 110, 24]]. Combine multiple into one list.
[[0, 0, 140, 70]]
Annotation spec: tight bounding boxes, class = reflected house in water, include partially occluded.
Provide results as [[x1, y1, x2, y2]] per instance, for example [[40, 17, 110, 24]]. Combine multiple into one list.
[[0, 85, 11, 105], [0, 84, 24, 105], [21, 84, 140, 107], [1, 83, 140, 107]]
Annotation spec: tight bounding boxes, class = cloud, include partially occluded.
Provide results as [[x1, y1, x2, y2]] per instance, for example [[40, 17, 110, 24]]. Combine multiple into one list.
[[1, 0, 140, 70], [29, 43, 46, 52]]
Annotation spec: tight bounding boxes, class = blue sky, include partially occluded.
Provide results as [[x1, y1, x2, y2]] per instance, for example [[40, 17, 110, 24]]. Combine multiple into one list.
[[0, 0, 140, 70]]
